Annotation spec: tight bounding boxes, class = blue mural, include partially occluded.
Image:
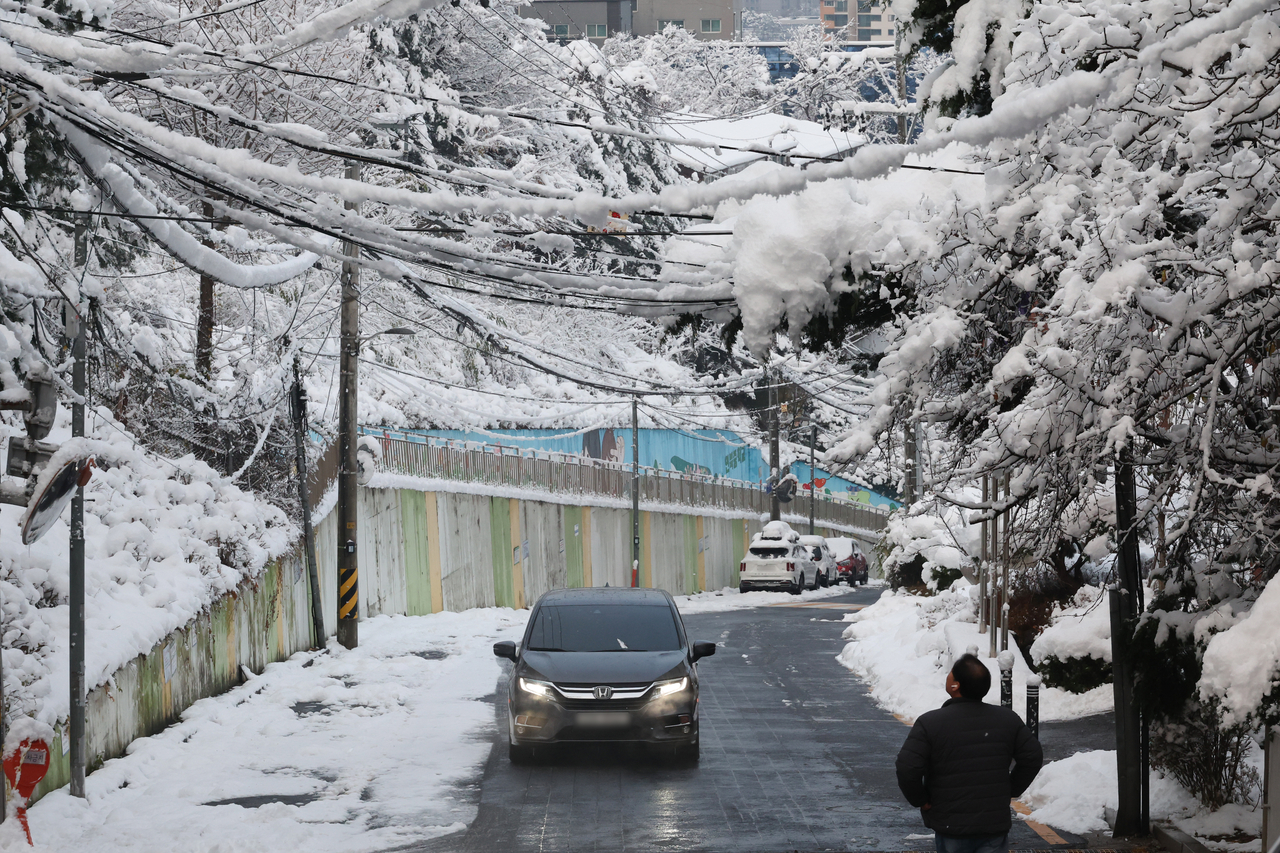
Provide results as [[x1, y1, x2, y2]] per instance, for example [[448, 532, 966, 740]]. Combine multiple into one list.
[[363, 426, 900, 509]]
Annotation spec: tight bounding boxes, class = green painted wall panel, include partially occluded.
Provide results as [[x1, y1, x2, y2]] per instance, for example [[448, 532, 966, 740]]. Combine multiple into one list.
[[683, 515, 698, 594], [564, 506, 584, 588], [489, 497, 515, 608], [401, 490, 433, 615]]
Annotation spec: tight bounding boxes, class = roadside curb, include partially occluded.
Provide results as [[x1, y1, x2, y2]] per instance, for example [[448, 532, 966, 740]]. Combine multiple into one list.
[[1151, 822, 1214, 853]]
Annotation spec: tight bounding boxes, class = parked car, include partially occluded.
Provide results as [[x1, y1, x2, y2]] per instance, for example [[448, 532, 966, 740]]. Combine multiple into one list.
[[738, 520, 819, 594], [828, 537, 869, 585], [798, 535, 838, 587], [493, 587, 715, 763]]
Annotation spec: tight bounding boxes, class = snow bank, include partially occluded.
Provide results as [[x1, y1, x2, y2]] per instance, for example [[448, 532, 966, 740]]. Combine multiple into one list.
[[0, 416, 294, 732], [26, 608, 529, 853], [837, 584, 1112, 722], [1021, 750, 1198, 835], [1199, 574, 1280, 726]]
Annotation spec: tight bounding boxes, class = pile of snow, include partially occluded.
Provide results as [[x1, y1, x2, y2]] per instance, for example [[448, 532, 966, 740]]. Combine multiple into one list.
[[26, 609, 528, 853], [1200, 576, 1280, 726], [1021, 750, 1198, 834], [1023, 749, 1263, 850], [1029, 585, 1111, 667], [0, 418, 294, 733], [837, 583, 1112, 722]]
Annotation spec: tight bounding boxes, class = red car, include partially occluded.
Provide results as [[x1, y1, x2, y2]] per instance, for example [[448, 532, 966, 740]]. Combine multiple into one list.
[[828, 537, 869, 585]]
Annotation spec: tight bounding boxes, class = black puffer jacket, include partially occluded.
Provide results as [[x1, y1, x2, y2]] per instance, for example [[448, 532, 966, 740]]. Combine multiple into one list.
[[895, 697, 1043, 836]]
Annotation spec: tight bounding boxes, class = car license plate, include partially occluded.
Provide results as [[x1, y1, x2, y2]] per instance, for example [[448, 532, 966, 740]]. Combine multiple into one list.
[[577, 711, 630, 728]]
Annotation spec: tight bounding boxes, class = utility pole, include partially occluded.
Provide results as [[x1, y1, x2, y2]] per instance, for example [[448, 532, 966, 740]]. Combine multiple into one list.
[[196, 200, 216, 382], [1001, 473, 1010, 653], [808, 423, 816, 534], [989, 474, 1000, 660], [903, 421, 917, 504], [290, 353, 326, 648], [69, 214, 88, 798], [978, 474, 988, 634], [1111, 448, 1147, 837], [336, 162, 361, 650], [895, 28, 909, 145], [768, 371, 780, 522], [631, 395, 640, 588]]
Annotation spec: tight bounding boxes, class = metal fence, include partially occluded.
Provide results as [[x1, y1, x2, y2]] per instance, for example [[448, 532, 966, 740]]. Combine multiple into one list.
[[369, 430, 890, 533]]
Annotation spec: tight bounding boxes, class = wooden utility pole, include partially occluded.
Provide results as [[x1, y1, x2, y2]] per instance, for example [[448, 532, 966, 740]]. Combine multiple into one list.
[[290, 353, 326, 648], [336, 163, 361, 650], [69, 214, 88, 798], [196, 200, 216, 381]]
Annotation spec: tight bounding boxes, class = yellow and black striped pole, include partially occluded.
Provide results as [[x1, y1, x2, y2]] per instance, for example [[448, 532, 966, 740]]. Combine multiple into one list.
[[336, 161, 360, 651]]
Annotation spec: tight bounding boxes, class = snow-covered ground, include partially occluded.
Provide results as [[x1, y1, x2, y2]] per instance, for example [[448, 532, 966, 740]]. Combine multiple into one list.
[[22, 609, 525, 853], [13, 585, 848, 851]]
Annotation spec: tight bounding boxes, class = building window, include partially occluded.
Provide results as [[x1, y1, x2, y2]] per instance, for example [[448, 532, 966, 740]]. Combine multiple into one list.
[[857, 27, 871, 38], [553, 23, 570, 36], [834, 1, 847, 10], [587, 23, 606, 36], [701, 18, 721, 32], [658, 18, 684, 29], [857, 0, 873, 11], [857, 14, 881, 24], [631, 0, 637, 8], [828, 13, 847, 25]]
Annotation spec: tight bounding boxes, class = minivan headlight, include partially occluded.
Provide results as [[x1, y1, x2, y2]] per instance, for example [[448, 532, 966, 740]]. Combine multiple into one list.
[[653, 677, 688, 697], [519, 678, 553, 698]]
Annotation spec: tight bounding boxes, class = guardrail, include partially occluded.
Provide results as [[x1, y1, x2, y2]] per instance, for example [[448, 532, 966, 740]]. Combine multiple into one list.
[[366, 430, 890, 532]]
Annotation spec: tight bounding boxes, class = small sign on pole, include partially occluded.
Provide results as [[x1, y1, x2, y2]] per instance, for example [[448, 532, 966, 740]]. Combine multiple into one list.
[[3, 737, 51, 845]]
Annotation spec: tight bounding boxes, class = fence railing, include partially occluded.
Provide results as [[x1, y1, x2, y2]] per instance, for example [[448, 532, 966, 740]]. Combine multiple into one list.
[[366, 429, 890, 533]]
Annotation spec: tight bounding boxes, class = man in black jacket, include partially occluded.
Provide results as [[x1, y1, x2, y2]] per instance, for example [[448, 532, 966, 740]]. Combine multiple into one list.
[[895, 654, 1043, 853]]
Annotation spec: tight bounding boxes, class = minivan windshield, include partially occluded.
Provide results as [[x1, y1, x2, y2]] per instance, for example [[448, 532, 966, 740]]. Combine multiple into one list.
[[526, 604, 682, 652]]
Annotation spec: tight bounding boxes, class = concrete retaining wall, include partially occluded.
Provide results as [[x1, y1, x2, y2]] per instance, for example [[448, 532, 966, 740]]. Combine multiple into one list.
[[30, 485, 879, 803]]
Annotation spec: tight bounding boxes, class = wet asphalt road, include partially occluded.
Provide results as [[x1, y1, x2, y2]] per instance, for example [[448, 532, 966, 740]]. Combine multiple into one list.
[[409, 588, 1115, 853]]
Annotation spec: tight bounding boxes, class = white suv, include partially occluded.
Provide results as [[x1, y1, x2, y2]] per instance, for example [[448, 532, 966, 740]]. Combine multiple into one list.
[[738, 521, 818, 595], [798, 535, 838, 588]]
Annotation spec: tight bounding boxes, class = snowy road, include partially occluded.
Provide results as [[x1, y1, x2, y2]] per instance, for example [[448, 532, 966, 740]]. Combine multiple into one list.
[[408, 588, 1094, 853], [21, 586, 1119, 853]]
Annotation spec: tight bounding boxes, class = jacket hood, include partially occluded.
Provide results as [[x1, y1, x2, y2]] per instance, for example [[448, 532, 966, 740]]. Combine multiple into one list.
[[521, 650, 686, 684]]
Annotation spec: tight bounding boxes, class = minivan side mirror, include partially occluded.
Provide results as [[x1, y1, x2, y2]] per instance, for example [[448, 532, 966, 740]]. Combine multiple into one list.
[[691, 641, 716, 662], [493, 640, 518, 661]]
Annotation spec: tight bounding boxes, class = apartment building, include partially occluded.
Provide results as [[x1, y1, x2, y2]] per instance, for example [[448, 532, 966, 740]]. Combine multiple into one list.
[[522, 0, 735, 41], [818, 0, 894, 43]]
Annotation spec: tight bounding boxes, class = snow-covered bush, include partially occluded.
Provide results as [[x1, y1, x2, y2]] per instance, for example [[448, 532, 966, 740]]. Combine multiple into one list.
[[1149, 701, 1261, 812], [879, 500, 975, 594], [1030, 586, 1112, 694]]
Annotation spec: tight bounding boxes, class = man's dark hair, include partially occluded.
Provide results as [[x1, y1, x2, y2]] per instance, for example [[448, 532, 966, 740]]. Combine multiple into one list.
[[951, 654, 991, 700]]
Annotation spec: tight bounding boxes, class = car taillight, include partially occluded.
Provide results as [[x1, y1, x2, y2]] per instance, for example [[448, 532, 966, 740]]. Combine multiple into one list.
[[739, 561, 746, 572], [786, 562, 795, 572]]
